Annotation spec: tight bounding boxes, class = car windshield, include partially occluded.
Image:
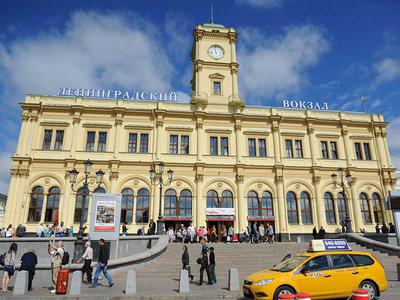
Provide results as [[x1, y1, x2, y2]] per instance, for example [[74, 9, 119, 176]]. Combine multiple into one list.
[[272, 255, 309, 272]]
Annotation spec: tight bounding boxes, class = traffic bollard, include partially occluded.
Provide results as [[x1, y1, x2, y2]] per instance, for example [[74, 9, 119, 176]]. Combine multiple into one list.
[[397, 263, 400, 281]]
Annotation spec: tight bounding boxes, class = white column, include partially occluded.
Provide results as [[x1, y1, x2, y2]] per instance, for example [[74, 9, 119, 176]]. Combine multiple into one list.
[[196, 175, 205, 228], [16, 113, 30, 156], [275, 176, 287, 235], [236, 175, 246, 233], [313, 176, 325, 228], [350, 179, 362, 232]]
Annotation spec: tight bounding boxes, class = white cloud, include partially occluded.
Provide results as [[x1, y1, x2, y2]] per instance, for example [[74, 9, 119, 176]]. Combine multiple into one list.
[[0, 10, 175, 106], [373, 57, 400, 85], [388, 117, 400, 169], [235, 0, 285, 9], [237, 25, 329, 101], [0, 153, 11, 195]]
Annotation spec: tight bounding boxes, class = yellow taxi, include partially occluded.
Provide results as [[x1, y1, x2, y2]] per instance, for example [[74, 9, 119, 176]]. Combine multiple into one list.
[[243, 239, 387, 300]]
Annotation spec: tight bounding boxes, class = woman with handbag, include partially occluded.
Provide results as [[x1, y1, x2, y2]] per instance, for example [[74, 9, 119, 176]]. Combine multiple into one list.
[[2, 242, 17, 293]]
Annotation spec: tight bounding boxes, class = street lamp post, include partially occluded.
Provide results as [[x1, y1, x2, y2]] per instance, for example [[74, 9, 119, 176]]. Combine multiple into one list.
[[331, 168, 353, 233], [149, 162, 173, 235], [69, 159, 105, 260]]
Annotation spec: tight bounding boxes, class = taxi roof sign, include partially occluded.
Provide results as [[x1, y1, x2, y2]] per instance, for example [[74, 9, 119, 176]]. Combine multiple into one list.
[[308, 239, 351, 252]]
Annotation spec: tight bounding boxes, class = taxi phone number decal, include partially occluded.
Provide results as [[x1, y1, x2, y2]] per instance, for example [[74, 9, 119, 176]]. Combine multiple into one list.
[[323, 239, 350, 250]]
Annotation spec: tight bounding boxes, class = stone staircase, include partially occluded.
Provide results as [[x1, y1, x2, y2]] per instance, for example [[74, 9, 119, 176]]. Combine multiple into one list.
[[133, 241, 400, 297]]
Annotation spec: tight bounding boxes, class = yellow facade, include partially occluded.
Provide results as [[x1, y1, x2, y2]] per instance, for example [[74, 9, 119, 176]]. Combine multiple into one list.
[[5, 23, 397, 238]]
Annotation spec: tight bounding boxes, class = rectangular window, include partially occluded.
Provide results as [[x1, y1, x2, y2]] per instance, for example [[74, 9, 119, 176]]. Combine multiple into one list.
[[128, 133, 137, 153], [258, 139, 267, 157], [285, 139, 293, 158], [330, 141, 338, 159], [181, 135, 189, 154], [97, 132, 107, 152], [221, 137, 229, 156], [54, 130, 64, 150], [355, 143, 363, 160], [213, 81, 221, 95], [321, 141, 329, 159], [169, 135, 178, 154], [42, 130, 53, 150], [86, 131, 96, 152], [295, 140, 303, 158], [210, 137, 218, 155], [363, 143, 371, 160], [248, 138, 256, 157], [140, 133, 149, 153]]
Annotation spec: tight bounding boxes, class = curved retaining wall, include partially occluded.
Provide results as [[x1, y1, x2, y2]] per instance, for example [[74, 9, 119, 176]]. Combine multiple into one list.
[[0, 235, 168, 270], [340, 233, 400, 257]]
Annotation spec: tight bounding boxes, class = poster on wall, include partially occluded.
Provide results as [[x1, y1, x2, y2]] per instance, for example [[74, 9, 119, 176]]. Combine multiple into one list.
[[90, 193, 121, 241], [94, 200, 117, 232]]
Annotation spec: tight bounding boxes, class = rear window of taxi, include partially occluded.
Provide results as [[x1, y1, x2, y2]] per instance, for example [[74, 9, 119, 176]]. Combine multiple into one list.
[[350, 254, 374, 266]]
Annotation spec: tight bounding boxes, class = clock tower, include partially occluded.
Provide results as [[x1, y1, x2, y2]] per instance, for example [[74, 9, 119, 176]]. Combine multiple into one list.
[[190, 23, 245, 107]]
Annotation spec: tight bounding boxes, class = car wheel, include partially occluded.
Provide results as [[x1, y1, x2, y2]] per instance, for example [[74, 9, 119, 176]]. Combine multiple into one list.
[[359, 280, 378, 299], [273, 285, 296, 300]]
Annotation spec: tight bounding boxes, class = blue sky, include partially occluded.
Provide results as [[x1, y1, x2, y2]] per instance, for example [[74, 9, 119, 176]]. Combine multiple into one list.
[[0, 0, 400, 193]]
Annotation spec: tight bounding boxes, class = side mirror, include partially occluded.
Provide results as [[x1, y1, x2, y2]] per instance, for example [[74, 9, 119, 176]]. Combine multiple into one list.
[[281, 254, 291, 262], [301, 267, 309, 275]]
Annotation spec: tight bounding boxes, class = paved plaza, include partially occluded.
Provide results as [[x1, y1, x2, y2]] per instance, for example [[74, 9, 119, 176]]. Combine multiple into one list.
[[0, 242, 399, 299]]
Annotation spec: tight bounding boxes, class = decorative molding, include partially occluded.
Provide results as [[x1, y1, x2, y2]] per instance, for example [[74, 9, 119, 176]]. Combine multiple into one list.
[[349, 135, 372, 141], [209, 73, 225, 80], [19, 168, 30, 177], [275, 176, 284, 184], [72, 116, 81, 125], [30, 116, 39, 122], [64, 171, 70, 179], [195, 174, 204, 183], [243, 131, 270, 136], [10, 168, 19, 177], [82, 123, 112, 129], [316, 134, 340, 139], [196, 121, 203, 129], [110, 171, 119, 180], [175, 180, 182, 188], [21, 112, 30, 122], [236, 175, 244, 184], [234, 120, 242, 131], [280, 132, 306, 137], [312, 176, 321, 184], [166, 126, 194, 132], [115, 117, 123, 126], [124, 125, 153, 130], [40, 121, 70, 127], [205, 129, 232, 134], [133, 179, 140, 187]]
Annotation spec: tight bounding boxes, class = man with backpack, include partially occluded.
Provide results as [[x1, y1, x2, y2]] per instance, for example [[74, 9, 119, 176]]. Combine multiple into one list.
[[48, 241, 67, 294]]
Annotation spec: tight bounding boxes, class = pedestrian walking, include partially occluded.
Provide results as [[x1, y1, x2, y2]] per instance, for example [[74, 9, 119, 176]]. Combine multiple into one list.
[[48, 241, 64, 294], [198, 238, 212, 286], [209, 247, 217, 285], [1, 242, 17, 293], [228, 226, 234, 243], [317, 226, 326, 239], [91, 239, 114, 288], [122, 223, 128, 237], [77, 241, 93, 284], [182, 245, 189, 269], [251, 222, 259, 244], [312, 226, 318, 239], [259, 224, 265, 243], [148, 219, 156, 235], [210, 226, 217, 243], [20, 249, 37, 291], [221, 224, 227, 243], [267, 224, 275, 244]]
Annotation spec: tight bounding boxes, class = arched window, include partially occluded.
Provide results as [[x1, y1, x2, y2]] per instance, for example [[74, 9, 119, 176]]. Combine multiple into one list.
[[136, 188, 149, 223], [207, 190, 218, 208], [372, 193, 383, 223], [121, 188, 134, 224], [337, 192, 347, 223], [247, 191, 259, 217], [28, 186, 44, 222], [300, 192, 313, 224], [324, 192, 336, 224], [180, 189, 192, 217], [221, 190, 233, 208], [261, 191, 274, 217], [360, 193, 372, 224], [94, 187, 106, 193], [164, 189, 177, 216], [286, 192, 298, 224], [45, 187, 60, 223], [74, 188, 89, 223]]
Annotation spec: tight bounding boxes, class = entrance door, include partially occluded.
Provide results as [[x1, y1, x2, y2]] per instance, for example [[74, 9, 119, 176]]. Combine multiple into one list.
[[207, 221, 234, 242]]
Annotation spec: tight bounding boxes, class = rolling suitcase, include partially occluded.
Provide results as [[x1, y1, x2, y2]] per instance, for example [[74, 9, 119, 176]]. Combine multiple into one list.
[[56, 269, 69, 294]]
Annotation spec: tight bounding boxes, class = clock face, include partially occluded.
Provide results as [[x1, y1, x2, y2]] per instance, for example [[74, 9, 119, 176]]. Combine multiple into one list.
[[208, 45, 224, 59]]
